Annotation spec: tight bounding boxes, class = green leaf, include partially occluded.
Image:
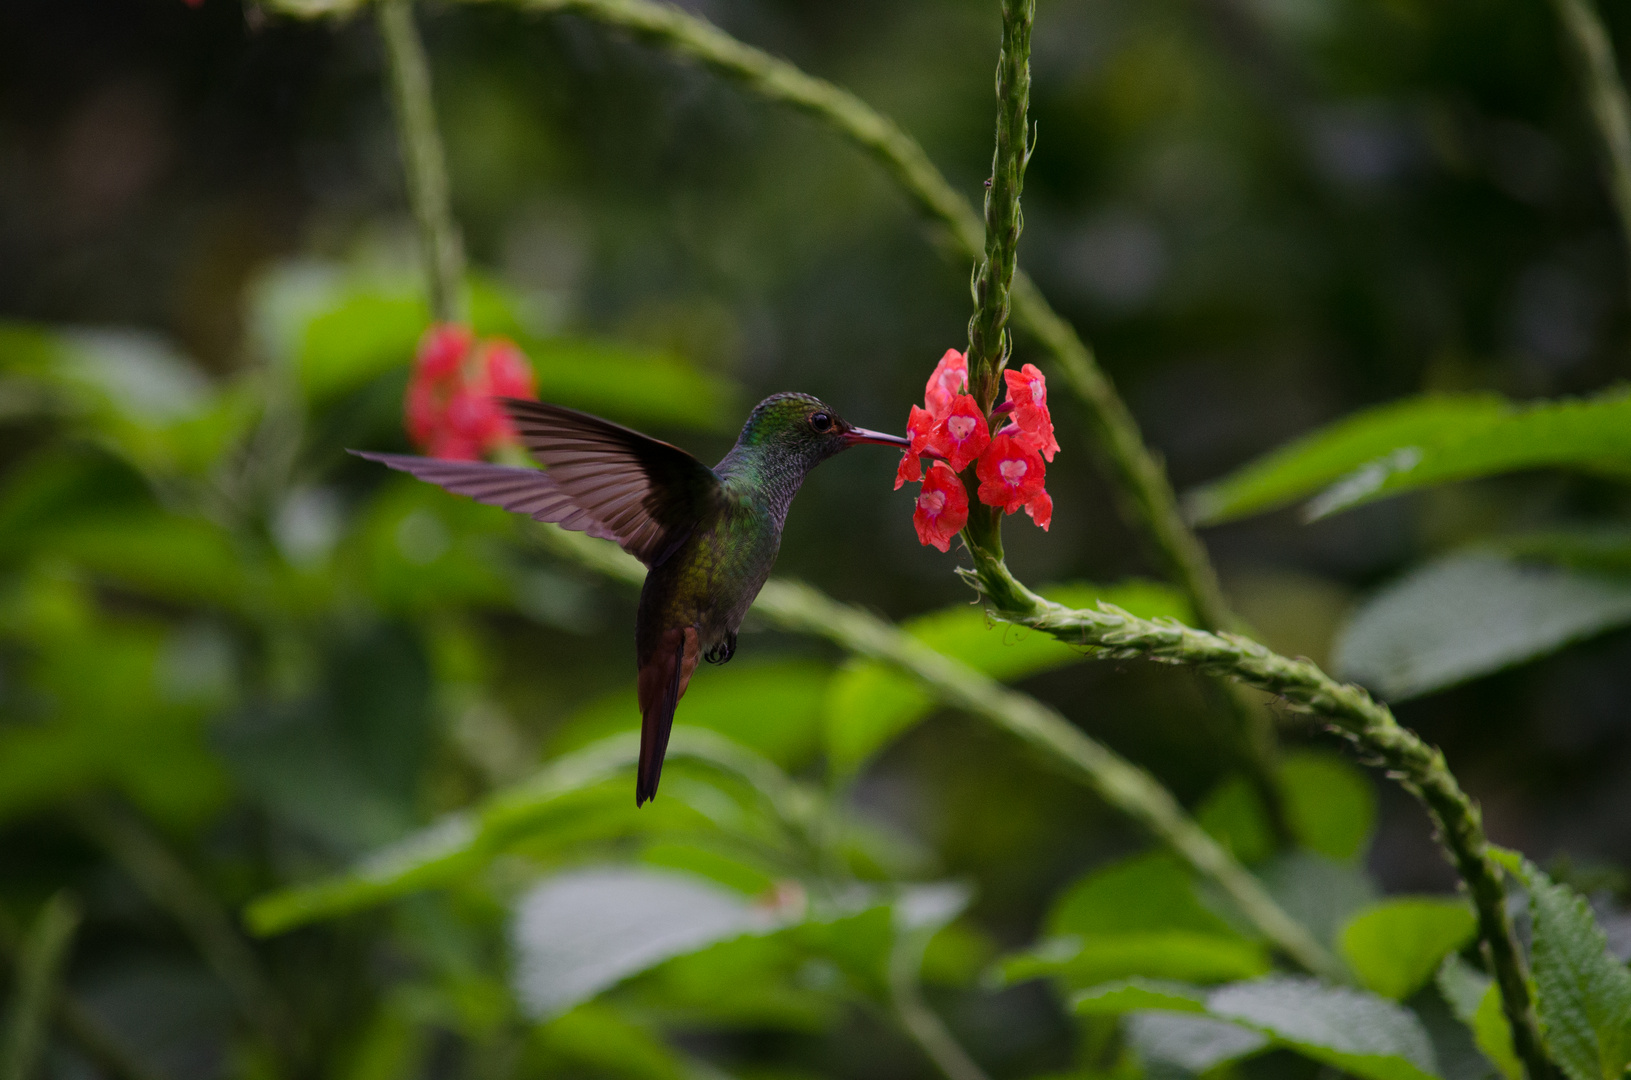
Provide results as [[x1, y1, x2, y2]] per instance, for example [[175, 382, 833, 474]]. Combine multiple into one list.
[[1197, 775, 1275, 866], [1497, 525, 1631, 576], [530, 1003, 689, 1080], [1048, 852, 1245, 939], [1307, 388, 1631, 519], [1339, 898, 1477, 1000], [824, 580, 1191, 774], [1001, 931, 1272, 987], [1184, 394, 1509, 524], [1280, 751, 1377, 861], [1259, 851, 1379, 949], [245, 729, 802, 934], [1127, 1012, 1272, 1072], [1209, 977, 1442, 1080], [1333, 553, 1631, 701], [510, 866, 788, 1019], [1508, 858, 1631, 1080], [1073, 979, 1207, 1015], [1195, 752, 1376, 865], [1078, 975, 1442, 1080], [1438, 956, 1523, 1080]]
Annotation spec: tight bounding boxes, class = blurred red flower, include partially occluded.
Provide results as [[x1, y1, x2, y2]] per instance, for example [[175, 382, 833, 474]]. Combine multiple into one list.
[[405, 324, 537, 461], [913, 462, 969, 552]]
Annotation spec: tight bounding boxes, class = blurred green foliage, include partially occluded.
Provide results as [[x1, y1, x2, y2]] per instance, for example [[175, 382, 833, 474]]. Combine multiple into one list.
[[6, 0, 1631, 1077]]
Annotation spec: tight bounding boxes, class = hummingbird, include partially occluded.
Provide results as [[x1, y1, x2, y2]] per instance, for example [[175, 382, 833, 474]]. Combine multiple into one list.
[[354, 394, 907, 805]]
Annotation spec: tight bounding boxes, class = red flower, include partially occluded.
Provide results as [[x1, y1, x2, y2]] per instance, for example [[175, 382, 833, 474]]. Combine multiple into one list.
[[895, 405, 935, 489], [924, 349, 969, 415], [481, 339, 536, 399], [913, 462, 968, 552], [925, 393, 990, 472], [416, 323, 473, 381], [976, 433, 1047, 515], [1023, 489, 1053, 531], [404, 324, 537, 460], [1002, 363, 1058, 462]]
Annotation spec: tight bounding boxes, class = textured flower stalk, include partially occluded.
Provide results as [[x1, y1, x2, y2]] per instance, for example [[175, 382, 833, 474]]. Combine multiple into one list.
[[377, 0, 467, 324], [959, 553, 1553, 1080]]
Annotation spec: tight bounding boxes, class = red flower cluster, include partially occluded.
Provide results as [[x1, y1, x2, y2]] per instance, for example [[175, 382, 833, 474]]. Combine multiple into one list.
[[405, 323, 538, 461], [897, 349, 1056, 551]]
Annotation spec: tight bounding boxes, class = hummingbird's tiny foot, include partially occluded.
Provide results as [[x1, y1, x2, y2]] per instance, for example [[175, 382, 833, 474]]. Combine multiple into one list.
[[704, 633, 737, 665]]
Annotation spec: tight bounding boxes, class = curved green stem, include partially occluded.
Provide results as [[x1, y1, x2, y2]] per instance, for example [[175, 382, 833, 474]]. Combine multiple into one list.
[[960, 549, 1553, 1080], [1549, 0, 1631, 295], [377, 0, 467, 323], [0, 895, 79, 1080]]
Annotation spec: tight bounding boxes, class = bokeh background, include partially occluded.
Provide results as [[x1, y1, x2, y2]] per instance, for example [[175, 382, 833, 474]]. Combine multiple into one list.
[[3, 0, 1631, 1076]]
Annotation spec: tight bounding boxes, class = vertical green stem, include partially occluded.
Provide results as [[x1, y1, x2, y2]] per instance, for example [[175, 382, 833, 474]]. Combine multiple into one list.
[[0, 909, 168, 1080], [72, 802, 290, 1054], [0, 895, 80, 1080], [962, 0, 1035, 561], [1550, 0, 1631, 291], [378, 0, 468, 324], [889, 930, 993, 1080]]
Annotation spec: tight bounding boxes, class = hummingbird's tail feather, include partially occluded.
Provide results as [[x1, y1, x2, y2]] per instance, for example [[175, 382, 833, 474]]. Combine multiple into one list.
[[636, 626, 699, 806]]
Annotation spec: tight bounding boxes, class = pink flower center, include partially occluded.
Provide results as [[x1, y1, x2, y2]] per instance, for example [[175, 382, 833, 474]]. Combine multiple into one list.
[[918, 489, 946, 515], [946, 416, 977, 442], [999, 459, 1028, 484], [1031, 381, 1045, 405]]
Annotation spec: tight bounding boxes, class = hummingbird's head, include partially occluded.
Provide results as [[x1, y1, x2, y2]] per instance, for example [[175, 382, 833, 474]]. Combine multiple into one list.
[[735, 393, 908, 474]]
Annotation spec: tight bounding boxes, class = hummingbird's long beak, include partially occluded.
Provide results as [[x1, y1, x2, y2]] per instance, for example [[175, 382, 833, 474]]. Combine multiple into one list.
[[843, 426, 910, 448]]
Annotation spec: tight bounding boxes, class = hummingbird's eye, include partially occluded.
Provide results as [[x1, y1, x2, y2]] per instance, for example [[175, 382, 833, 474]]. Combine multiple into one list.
[[809, 412, 833, 432]]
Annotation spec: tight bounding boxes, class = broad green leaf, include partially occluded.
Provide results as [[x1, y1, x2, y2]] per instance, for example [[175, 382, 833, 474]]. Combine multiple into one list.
[[1308, 388, 1631, 519], [245, 730, 801, 934], [1209, 976, 1442, 1080], [1333, 553, 1631, 701], [1339, 898, 1477, 1000], [1073, 979, 1207, 1015], [1259, 851, 1379, 949], [1048, 852, 1245, 940], [1001, 931, 1271, 987], [1195, 752, 1375, 865], [825, 580, 1190, 774], [1126, 1011, 1272, 1072], [1438, 956, 1522, 1080], [531, 1003, 689, 1080], [553, 660, 833, 770], [1498, 525, 1631, 576], [620, 932, 837, 1032], [510, 867, 786, 1019], [1508, 858, 1631, 1080], [1281, 751, 1376, 861], [1197, 775, 1275, 865], [1184, 394, 1508, 524]]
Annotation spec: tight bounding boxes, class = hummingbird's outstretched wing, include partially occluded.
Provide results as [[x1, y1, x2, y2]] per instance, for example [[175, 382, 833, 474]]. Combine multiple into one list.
[[351, 399, 720, 568]]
